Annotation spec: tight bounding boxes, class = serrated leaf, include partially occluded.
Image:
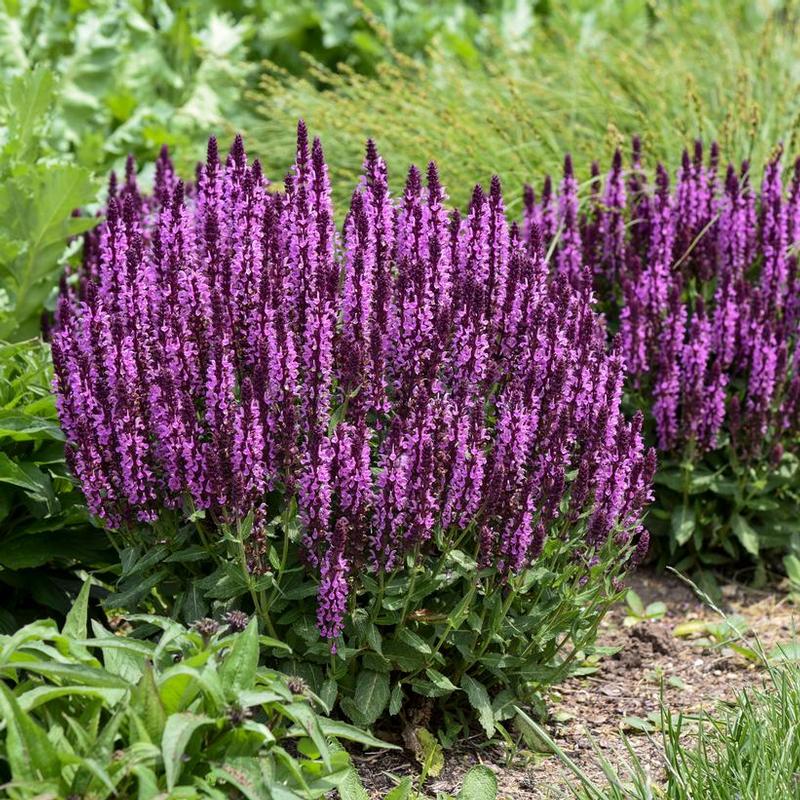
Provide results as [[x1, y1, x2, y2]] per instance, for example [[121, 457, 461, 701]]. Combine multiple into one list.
[[353, 669, 390, 726], [416, 728, 444, 780], [425, 668, 459, 694], [219, 617, 259, 696], [385, 777, 413, 800], [461, 674, 494, 737], [458, 765, 498, 800]]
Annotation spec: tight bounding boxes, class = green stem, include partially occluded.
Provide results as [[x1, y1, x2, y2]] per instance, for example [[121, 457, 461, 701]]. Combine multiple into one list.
[[395, 544, 421, 633], [229, 520, 279, 639]]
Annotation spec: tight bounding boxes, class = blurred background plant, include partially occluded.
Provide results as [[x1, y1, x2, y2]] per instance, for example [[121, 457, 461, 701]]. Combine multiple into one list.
[[251, 0, 800, 207]]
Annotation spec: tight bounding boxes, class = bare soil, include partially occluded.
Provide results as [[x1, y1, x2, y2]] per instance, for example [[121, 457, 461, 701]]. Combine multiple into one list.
[[352, 569, 799, 798]]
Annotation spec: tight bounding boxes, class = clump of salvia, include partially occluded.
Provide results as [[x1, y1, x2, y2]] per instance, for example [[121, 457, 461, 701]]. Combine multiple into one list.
[[525, 140, 800, 462], [53, 125, 654, 645]]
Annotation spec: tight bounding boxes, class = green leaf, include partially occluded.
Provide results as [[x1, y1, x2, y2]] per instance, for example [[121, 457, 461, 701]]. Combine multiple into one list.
[[161, 712, 215, 790], [397, 627, 432, 655], [0, 411, 64, 441], [316, 718, 397, 750], [416, 728, 444, 781], [7, 660, 128, 688], [219, 617, 259, 696], [458, 765, 498, 800], [461, 674, 494, 737], [785, 555, 800, 587], [626, 589, 645, 617], [17, 684, 126, 712], [353, 668, 390, 726], [385, 777, 413, 800], [425, 668, 459, 694], [671, 504, 696, 546], [63, 579, 92, 640], [5, 66, 55, 145], [731, 513, 760, 557], [133, 660, 167, 742], [0, 683, 60, 781], [389, 682, 404, 716]]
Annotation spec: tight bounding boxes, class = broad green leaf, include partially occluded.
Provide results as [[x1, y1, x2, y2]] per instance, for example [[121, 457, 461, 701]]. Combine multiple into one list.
[[0, 683, 60, 781], [458, 765, 498, 800], [5, 66, 54, 146], [158, 665, 203, 714], [316, 718, 397, 750], [219, 617, 259, 696], [389, 682, 404, 716], [63, 579, 92, 640], [671, 504, 695, 546], [731, 513, 759, 556], [7, 660, 128, 688], [397, 627, 432, 655], [0, 411, 64, 441], [353, 669, 390, 726], [133, 660, 167, 742], [161, 712, 215, 790], [461, 674, 494, 737], [784, 554, 800, 586], [90, 620, 147, 683], [385, 777, 413, 800], [17, 684, 126, 712], [625, 589, 645, 617], [282, 701, 331, 769], [425, 668, 459, 694]]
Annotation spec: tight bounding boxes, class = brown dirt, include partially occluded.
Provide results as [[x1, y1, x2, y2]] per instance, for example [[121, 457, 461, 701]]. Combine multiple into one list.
[[352, 569, 799, 799]]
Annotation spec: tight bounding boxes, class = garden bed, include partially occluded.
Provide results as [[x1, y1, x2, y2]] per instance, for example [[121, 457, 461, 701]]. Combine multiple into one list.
[[354, 569, 796, 798]]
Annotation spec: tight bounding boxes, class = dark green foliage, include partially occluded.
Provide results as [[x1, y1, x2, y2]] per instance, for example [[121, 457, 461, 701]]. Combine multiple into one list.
[[104, 504, 633, 742]]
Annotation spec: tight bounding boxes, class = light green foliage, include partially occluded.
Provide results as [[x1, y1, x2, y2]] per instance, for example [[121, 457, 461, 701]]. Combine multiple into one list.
[[0, 590, 390, 799], [252, 1, 800, 208], [0, 66, 97, 341], [0, 0, 254, 173], [623, 589, 667, 627]]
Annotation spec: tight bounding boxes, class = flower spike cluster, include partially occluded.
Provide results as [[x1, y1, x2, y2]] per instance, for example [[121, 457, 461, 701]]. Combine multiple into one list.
[[53, 127, 654, 644], [526, 141, 800, 460]]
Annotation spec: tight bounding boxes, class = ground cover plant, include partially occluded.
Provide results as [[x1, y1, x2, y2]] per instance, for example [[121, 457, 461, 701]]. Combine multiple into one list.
[[51, 127, 654, 739], [522, 141, 800, 576], [252, 0, 800, 208], [0, 581, 389, 799]]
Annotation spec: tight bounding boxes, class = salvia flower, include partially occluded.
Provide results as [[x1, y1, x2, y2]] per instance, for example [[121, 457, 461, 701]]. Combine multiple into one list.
[[54, 128, 653, 645]]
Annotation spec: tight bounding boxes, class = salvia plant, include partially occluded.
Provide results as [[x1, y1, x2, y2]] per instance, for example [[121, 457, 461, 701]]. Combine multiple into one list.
[[524, 139, 800, 573], [51, 125, 653, 734], [0, 582, 388, 799]]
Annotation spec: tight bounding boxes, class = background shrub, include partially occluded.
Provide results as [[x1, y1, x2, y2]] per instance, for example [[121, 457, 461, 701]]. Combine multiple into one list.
[[251, 1, 800, 208]]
